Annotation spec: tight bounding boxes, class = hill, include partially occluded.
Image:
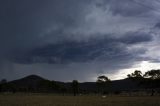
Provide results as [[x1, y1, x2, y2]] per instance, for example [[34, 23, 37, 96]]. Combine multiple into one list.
[[10, 75, 45, 88]]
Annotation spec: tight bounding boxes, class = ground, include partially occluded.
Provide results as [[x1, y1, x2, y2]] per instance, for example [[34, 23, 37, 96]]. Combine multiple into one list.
[[0, 94, 160, 106]]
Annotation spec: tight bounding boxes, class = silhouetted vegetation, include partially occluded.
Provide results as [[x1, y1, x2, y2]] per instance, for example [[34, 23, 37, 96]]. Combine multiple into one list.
[[144, 69, 160, 79], [0, 69, 160, 96], [127, 70, 143, 78], [72, 80, 79, 96], [143, 69, 160, 96], [96, 75, 111, 95]]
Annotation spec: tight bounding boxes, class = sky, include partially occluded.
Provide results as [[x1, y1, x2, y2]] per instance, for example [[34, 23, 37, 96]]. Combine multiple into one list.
[[1, 0, 160, 82]]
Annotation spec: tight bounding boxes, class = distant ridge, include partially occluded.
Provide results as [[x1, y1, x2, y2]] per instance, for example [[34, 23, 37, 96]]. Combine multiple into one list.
[[22, 75, 45, 80], [8, 75, 142, 91], [9, 75, 46, 88], [1, 75, 156, 93]]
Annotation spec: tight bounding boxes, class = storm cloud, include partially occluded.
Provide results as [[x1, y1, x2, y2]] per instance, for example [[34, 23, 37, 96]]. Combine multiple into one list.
[[0, 0, 160, 81]]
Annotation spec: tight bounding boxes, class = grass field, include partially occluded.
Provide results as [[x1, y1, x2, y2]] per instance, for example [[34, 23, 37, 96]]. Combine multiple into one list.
[[0, 94, 160, 106]]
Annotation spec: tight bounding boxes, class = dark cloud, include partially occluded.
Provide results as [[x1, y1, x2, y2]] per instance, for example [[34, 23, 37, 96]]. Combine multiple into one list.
[[0, 0, 159, 81], [0, 0, 90, 55], [120, 31, 152, 44], [9, 31, 151, 64], [154, 22, 160, 28], [96, 0, 151, 17]]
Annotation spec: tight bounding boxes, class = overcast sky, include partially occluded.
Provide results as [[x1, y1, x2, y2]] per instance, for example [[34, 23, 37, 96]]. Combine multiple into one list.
[[1, 0, 160, 82]]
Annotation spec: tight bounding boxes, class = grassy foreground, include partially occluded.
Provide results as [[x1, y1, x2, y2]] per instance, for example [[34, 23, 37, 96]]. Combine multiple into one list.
[[0, 94, 160, 106]]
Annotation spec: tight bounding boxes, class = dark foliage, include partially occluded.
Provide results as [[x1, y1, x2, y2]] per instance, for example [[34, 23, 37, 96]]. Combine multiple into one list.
[[0, 70, 160, 95]]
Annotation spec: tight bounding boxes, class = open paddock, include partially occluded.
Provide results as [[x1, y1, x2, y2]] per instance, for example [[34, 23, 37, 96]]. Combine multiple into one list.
[[0, 94, 160, 106]]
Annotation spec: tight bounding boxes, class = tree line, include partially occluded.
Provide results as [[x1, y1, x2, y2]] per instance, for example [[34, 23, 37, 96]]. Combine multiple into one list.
[[96, 69, 160, 96], [0, 69, 160, 96]]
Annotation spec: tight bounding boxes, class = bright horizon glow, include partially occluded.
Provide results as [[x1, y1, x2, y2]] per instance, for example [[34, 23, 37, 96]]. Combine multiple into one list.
[[108, 61, 160, 80]]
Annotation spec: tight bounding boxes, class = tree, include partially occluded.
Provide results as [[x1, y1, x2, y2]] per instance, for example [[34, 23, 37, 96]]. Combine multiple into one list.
[[144, 69, 160, 80], [72, 80, 79, 96], [0, 79, 7, 92], [127, 74, 132, 78], [144, 69, 160, 96], [132, 70, 142, 77], [127, 70, 142, 78], [97, 76, 110, 82], [127, 70, 144, 96], [96, 75, 111, 95]]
